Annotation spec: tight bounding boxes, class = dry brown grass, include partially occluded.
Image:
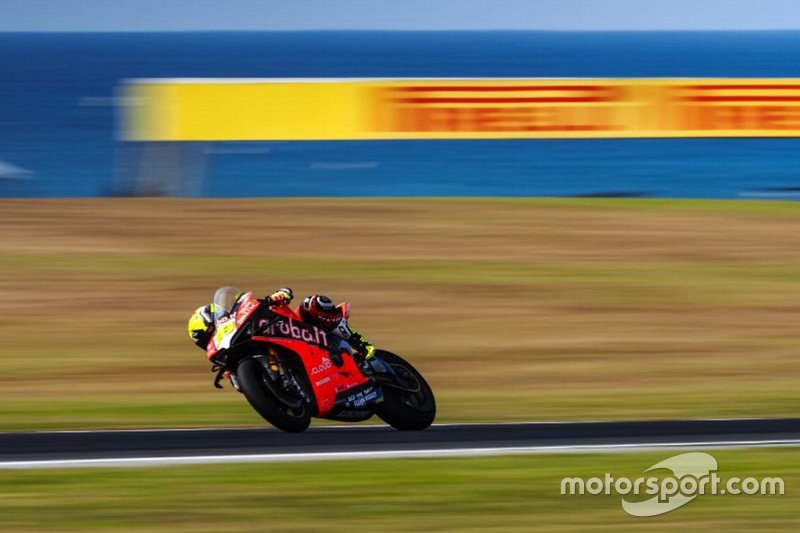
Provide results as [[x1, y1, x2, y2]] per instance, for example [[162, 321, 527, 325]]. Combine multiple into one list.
[[1, 198, 799, 429]]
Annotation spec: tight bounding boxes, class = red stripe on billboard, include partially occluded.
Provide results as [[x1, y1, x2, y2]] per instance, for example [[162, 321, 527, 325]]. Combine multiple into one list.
[[394, 97, 609, 104], [394, 85, 608, 92], [685, 96, 800, 102], [689, 85, 800, 90]]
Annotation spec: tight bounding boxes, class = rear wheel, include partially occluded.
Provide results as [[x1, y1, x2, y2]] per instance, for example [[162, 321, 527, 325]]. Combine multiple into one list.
[[374, 350, 436, 431], [236, 357, 311, 433]]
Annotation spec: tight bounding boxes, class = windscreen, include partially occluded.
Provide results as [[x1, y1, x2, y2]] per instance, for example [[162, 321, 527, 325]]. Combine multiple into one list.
[[212, 286, 241, 322]]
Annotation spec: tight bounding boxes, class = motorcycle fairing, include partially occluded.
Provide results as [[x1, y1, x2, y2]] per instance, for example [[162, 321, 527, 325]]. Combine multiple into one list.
[[251, 335, 371, 417], [206, 291, 262, 360], [326, 381, 383, 421], [234, 292, 261, 328], [207, 298, 376, 418]]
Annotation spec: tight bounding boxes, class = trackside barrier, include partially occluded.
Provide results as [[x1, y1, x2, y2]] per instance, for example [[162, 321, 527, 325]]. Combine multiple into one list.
[[121, 78, 800, 141]]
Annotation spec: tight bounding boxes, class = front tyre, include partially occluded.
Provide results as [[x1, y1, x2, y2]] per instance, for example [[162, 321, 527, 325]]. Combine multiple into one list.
[[237, 358, 311, 433], [374, 350, 436, 431]]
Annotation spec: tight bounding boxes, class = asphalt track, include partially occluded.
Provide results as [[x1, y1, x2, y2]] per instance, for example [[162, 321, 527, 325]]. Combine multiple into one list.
[[1, 418, 799, 468]]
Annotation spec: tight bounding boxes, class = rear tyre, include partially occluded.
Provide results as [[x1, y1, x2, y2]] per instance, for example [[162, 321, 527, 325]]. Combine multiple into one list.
[[374, 350, 436, 431], [237, 357, 311, 433]]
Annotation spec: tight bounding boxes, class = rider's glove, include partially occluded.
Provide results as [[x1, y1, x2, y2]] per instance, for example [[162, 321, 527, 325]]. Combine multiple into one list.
[[268, 288, 293, 306]]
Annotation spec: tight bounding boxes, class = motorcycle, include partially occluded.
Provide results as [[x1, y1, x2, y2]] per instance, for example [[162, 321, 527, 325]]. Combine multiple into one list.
[[205, 287, 436, 433]]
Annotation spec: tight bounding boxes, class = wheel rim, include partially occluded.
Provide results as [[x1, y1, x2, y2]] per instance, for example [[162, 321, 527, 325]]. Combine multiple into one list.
[[260, 373, 306, 417], [388, 363, 428, 409]]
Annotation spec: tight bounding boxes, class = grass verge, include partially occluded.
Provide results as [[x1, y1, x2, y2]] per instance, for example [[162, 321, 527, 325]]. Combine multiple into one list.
[[0, 448, 797, 531]]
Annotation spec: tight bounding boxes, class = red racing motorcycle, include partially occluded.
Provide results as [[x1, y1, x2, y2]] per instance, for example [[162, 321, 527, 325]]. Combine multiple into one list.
[[205, 288, 436, 432]]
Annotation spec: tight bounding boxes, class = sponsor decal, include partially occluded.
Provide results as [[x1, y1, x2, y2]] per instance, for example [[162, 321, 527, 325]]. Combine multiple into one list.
[[235, 296, 259, 327], [375, 84, 621, 134], [333, 409, 373, 420], [311, 358, 333, 375], [344, 386, 381, 408], [315, 376, 334, 386], [257, 316, 329, 347], [671, 84, 800, 132], [371, 80, 800, 138]]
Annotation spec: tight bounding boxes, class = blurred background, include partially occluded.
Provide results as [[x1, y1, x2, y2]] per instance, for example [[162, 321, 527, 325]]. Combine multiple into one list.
[[2, 0, 800, 432], [2, 1, 800, 530], [5, 1, 800, 198]]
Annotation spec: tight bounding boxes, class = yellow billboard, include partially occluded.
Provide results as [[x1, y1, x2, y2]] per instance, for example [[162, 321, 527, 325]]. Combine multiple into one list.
[[122, 78, 800, 141]]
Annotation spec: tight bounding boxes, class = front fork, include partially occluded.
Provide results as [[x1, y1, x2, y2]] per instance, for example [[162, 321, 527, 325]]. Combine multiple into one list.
[[256, 353, 309, 403]]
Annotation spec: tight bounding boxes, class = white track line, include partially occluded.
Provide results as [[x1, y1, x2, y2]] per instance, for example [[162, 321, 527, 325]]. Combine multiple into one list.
[[3, 439, 800, 470], [4, 418, 786, 435]]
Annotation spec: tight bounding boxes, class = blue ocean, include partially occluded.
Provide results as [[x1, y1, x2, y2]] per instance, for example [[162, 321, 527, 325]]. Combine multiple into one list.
[[4, 31, 800, 198]]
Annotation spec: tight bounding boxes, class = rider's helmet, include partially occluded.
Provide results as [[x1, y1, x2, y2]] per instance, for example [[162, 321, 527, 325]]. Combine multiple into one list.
[[299, 294, 342, 329], [188, 305, 214, 348]]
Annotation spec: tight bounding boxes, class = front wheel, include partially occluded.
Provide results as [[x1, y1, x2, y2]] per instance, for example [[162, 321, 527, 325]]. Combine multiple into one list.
[[374, 350, 436, 431], [236, 358, 311, 433]]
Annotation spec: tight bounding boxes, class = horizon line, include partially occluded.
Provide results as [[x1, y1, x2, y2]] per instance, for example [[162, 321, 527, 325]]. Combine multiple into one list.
[[4, 28, 800, 34]]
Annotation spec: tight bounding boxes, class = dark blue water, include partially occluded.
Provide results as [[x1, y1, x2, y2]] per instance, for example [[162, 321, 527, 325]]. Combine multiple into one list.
[[4, 31, 800, 198]]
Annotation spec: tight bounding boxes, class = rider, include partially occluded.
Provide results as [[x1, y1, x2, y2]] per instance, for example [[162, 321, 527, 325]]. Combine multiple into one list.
[[187, 287, 376, 365]]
